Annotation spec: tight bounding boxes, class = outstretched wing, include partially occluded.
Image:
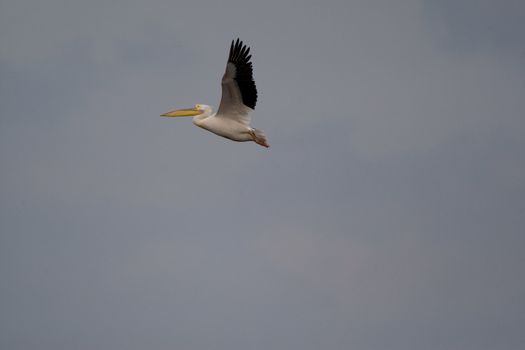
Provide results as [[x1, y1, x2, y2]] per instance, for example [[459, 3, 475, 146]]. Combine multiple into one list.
[[216, 38, 258, 125]]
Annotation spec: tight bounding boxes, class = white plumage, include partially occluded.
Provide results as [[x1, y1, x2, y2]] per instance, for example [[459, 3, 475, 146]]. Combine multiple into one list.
[[161, 39, 269, 148]]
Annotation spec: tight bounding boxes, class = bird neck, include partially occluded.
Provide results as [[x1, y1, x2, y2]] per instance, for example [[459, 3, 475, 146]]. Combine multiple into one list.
[[192, 108, 214, 125]]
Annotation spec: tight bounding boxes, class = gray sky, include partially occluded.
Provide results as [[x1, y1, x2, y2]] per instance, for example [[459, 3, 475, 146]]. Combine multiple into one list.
[[1, 0, 524, 349]]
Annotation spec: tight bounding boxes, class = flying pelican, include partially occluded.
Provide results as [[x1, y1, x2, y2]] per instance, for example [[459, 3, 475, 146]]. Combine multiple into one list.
[[161, 39, 269, 148]]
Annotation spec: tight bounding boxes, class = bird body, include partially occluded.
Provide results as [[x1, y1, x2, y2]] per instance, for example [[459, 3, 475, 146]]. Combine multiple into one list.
[[194, 111, 253, 142], [161, 39, 269, 148]]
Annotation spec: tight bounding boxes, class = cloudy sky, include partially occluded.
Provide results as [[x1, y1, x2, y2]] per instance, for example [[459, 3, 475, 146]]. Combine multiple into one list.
[[1, 0, 524, 349]]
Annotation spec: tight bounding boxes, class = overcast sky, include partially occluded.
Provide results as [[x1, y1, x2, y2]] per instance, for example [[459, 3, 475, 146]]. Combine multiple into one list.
[[1, 0, 524, 349]]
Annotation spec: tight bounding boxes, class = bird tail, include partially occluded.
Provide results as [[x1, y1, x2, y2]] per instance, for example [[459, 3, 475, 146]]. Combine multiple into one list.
[[252, 128, 269, 148]]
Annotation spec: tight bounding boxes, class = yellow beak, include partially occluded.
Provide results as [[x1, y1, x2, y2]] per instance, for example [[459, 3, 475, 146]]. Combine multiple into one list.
[[161, 107, 201, 117]]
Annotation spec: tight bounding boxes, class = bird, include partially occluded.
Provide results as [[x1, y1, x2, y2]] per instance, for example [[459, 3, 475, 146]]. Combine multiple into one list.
[[161, 38, 269, 148]]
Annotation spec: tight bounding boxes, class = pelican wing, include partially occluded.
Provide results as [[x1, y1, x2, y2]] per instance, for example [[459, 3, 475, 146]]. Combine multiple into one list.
[[216, 39, 258, 125]]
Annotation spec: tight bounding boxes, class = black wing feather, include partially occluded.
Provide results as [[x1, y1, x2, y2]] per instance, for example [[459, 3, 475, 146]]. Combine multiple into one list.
[[227, 38, 258, 109]]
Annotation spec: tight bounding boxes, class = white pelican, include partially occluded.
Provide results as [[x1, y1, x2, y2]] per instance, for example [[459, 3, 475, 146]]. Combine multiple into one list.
[[161, 39, 269, 148]]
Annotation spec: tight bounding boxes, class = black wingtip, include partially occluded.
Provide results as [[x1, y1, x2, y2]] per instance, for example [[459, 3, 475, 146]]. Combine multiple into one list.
[[226, 38, 258, 109], [228, 38, 253, 63]]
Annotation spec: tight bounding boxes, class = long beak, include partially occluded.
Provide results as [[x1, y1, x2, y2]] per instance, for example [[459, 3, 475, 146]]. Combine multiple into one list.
[[160, 107, 201, 117]]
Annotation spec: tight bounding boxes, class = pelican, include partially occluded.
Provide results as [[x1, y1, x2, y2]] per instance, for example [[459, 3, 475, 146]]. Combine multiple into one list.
[[161, 39, 269, 148]]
